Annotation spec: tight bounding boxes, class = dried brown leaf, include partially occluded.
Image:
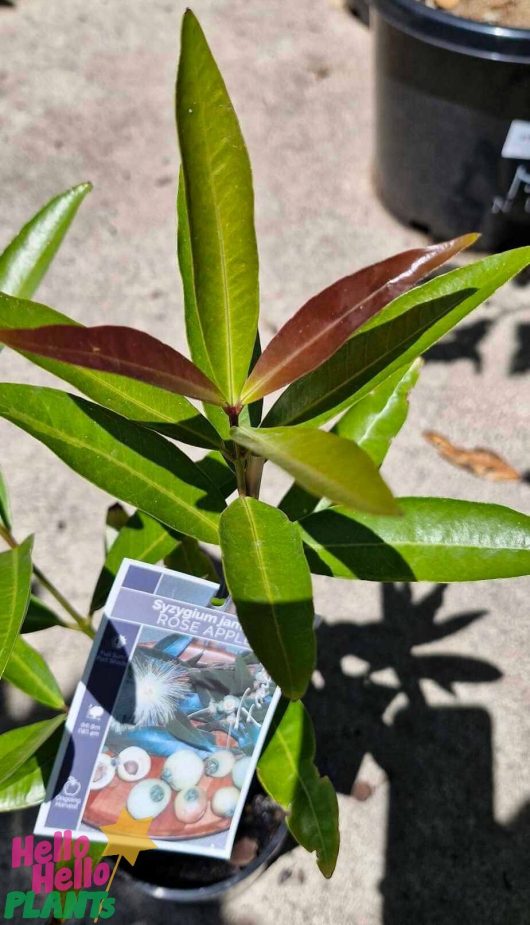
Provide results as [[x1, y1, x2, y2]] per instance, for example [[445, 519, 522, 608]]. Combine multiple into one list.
[[424, 431, 521, 481]]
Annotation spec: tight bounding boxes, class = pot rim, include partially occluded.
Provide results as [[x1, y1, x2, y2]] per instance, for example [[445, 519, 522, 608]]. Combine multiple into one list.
[[121, 820, 289, 904], [371, 0, 530, 63]]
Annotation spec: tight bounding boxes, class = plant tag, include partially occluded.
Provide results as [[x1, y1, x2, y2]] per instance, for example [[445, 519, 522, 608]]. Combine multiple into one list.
[[34, 559, 281, 861], [502, 120, 530, 160]]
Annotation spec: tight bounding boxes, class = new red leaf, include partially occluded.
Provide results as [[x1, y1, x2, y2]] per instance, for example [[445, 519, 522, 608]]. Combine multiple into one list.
[[0, 325, 225, 405], [240, 234, 477, 403]]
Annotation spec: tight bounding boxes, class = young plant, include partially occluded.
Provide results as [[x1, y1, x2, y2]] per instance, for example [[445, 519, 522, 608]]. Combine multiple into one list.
[[1, 10, 530, 878]]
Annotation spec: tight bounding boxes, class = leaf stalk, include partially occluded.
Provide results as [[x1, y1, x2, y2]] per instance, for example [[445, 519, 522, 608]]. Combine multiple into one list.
[[0, 523, 95, 638]]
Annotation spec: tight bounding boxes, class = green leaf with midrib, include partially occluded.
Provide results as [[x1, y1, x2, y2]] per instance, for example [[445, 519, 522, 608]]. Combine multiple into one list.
[[220, 498, 315, 699], [176, 10, 259, 404], [265, 248, 530, 427], [301, 498, 530, 581], [0, 385, 224, 545], [0, 537, 33, 679], [0, 183, 91, 300], [258, 700, 339, 878], [4, 637, 65, 710]]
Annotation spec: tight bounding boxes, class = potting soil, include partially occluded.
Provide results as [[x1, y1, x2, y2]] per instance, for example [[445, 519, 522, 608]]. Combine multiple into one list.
[[420, 0, 530, 28]]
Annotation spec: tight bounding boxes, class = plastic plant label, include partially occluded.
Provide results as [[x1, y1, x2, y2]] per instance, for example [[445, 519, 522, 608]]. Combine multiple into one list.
[[34, 560, 281, 861], [502, 120, 530, 160]]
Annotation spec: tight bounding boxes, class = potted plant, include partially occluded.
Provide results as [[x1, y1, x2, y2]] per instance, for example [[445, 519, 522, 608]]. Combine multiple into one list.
[[1, 8, 530, 899], [350, 0, 530, 249]]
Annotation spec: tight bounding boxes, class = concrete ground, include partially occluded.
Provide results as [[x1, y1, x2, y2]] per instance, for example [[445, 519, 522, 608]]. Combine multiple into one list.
[[1, 0, 530, 922]]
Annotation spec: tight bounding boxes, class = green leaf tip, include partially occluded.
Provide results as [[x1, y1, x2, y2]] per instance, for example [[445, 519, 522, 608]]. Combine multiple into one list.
[[177, 6, 259, 405], [0, 182, 93, 301], [258, 701, 340, 878]]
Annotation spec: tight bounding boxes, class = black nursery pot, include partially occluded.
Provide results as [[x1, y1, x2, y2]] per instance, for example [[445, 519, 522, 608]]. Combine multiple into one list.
[[366, 0, 530, 249], [119, 785, 288, 904]]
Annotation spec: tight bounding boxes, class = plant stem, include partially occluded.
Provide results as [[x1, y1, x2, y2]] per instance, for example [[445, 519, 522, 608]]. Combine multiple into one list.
[[0, 523, 95, 638], [226, 407, 248, 497], [232, 450, 246, 496], [0, 523, 16, 550], [33, 565, 95, 637], [223, 408, 265, 500], [246, 454, 264, 499]]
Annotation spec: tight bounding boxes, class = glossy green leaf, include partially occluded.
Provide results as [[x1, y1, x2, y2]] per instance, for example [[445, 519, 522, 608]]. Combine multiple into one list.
[[279, 362, 421, 522], [0, 467, 12, 530], [196, 451, 236, 500], [334, 360, 421, 466], [4, 636, 65, 709], [265, 247, 530, 426], [22, 596, 63, 633], [0, 385, 224, 544], [178, 174, 261, 437], [258, 700, 339, 878], [301, 498, 530, 581], [241, 236, 474, 403], [232, 425, 399, 515], [178, 175, 231, 440], [278, 481, 321, 524], [0, 715, 65, 787], [178, 172, 215, 384], [0, 727, 62, 812], [0, 292, 221, 450], [0, 183, 91, 300], [220, 498, 315, 699], [176, 10, 259, 404], [91, 510, 180, 614], [164, 536, 218, 582], [0, 537, 33, 679]]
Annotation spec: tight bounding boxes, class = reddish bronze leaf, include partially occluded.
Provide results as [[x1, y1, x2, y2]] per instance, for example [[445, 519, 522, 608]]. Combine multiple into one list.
[[0, 325, 225, 405], [241, 234, 478, 403]]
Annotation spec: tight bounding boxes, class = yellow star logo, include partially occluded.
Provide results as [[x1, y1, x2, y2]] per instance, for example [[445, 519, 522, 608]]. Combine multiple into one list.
[[93, 810, 158, 921], [99, 808, 158, 866]]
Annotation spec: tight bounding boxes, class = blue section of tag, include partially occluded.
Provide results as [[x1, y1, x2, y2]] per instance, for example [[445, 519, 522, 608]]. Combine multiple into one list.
[[122, 563, 160, 594]]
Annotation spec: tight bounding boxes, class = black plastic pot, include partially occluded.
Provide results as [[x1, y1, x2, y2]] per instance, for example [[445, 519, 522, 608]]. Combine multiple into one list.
[[118, 778, 288, 904], [352, 0, 530, 249], [119, 820, 288, 904]]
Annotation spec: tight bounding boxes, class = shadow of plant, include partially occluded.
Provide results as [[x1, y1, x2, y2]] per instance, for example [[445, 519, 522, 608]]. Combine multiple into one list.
[[306, 583, 530, 923], [420, 306, 530, 379], [306, 583, 500, 791], [510, 322, 530, 376], [425, 318, 493, 372]]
